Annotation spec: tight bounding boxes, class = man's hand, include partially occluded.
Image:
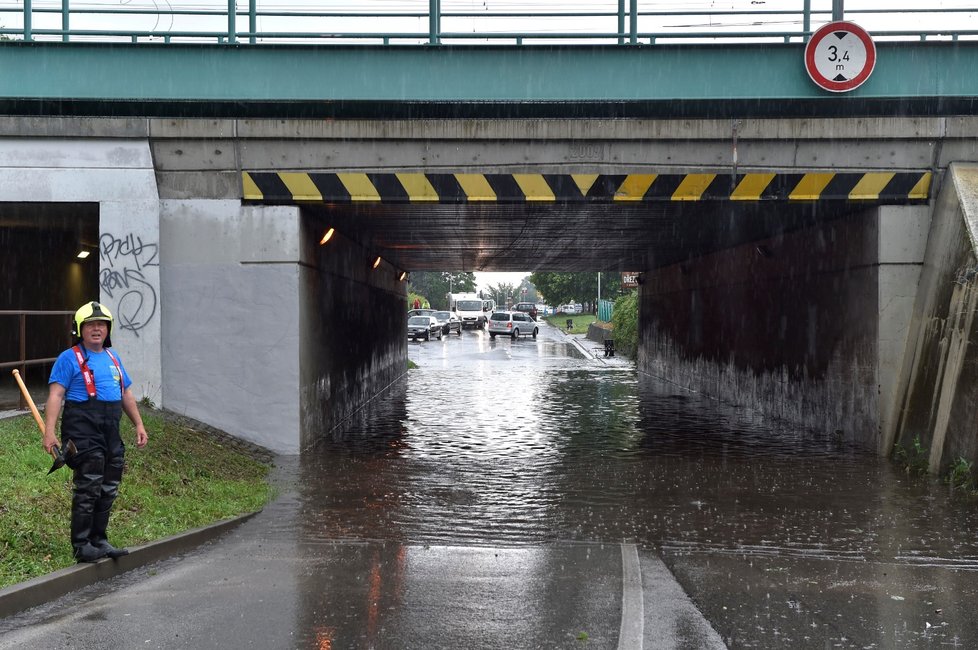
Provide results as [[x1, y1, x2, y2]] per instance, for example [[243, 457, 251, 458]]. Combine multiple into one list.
[[135, 425, 148, 448], [42, 431, 58, 455]]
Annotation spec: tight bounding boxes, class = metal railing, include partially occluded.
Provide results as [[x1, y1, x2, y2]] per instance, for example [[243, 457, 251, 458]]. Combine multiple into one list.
[[0, 310, 73, 410], [0, 1, 976, 45]]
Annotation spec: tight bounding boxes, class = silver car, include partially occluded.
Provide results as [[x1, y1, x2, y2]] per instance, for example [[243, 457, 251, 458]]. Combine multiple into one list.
[[407, 315, 443, 341], [432, 310, 462, 336], [487, 311, 539, 340]]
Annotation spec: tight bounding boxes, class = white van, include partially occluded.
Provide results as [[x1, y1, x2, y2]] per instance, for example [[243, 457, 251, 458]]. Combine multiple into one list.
[[447, 292, 488, 329]]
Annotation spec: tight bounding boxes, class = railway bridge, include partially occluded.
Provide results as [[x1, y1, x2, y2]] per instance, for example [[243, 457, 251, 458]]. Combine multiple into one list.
[[2, 4, 978, 467]]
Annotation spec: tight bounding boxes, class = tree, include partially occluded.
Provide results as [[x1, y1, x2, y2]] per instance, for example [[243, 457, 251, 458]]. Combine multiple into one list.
[[485, 282, 518, 307], [529, 271, 622, 308], [407, 272, 476, 310], [529, 272, 576, 307]]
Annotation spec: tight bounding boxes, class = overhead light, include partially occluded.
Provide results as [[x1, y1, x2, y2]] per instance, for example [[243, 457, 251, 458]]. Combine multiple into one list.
[[319, 227, 335, 245], [76, 251, 90, 259], [372, 256, 382, 269], [398, 271, 408, 282]]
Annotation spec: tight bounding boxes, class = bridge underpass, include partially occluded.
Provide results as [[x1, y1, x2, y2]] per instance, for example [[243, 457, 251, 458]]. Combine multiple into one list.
[[233, 167, 930, 458], [0, 116, 975, 467]]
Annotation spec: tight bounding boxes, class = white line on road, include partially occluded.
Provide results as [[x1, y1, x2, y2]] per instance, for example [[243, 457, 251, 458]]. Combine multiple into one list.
[[619, 543, 644, 650]]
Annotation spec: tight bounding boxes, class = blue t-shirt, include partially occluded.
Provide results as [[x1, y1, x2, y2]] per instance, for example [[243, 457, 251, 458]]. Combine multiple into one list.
[[49, 345, 132, 402]]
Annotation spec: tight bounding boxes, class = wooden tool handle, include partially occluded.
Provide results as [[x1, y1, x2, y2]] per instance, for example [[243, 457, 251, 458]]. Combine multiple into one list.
[[11, 369, 46, 433]]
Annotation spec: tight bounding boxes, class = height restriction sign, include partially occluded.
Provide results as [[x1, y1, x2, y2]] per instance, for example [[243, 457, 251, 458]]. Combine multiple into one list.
[[805, 21, 876, 92]]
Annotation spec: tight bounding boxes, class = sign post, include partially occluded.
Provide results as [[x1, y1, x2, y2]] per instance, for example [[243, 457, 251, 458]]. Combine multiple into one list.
[[804, 21, 876, 93]]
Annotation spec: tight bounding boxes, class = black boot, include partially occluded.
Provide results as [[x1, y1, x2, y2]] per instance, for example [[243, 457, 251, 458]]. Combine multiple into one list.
[[71, 451, 107, 563], [89, 454, 128, 559], [90, 507, 128, 559], [71, 509, 106, 563]]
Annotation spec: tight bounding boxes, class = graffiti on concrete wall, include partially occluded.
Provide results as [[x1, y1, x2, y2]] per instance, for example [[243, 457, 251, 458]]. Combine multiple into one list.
[[98, 232, 159, 336]]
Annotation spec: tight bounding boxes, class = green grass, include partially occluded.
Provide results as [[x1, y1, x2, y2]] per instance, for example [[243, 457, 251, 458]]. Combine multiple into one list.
[[947, 457, 975, 493], [893, 435, 929, 476], [544, 313, 596, 334], [0, 410, 275, 589]]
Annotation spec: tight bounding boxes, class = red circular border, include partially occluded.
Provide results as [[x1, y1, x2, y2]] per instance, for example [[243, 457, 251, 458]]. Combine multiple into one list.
[[805, 21, 876, 93]]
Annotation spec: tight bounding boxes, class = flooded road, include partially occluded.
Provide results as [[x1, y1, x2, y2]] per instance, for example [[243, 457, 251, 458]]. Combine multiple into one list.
[[5, 322, 978, 649], [303, 323, 978, 647]]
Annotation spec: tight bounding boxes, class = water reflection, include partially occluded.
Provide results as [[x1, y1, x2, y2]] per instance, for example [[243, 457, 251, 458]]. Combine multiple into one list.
[[303, 336, 978, 567]]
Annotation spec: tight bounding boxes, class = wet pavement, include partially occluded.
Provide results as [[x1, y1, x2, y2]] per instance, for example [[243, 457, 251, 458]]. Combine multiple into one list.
[[3, 323, 978, 648]]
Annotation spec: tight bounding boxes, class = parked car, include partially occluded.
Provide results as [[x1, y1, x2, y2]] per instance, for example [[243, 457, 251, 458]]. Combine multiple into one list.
[[487, 311, 539, 340], [432, 310, 462, 336], [407, 308, 437, 319], [511, 302, 538, 320], [407, 315, 443, 341]]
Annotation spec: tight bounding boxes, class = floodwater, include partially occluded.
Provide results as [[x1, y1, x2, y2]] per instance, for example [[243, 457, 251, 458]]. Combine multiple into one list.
[[5, 323, 978, 649], [298, 324, 978, 647]]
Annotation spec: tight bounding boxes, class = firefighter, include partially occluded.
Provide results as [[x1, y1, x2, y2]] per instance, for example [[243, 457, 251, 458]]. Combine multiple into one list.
[[43, 301, 148, 562]]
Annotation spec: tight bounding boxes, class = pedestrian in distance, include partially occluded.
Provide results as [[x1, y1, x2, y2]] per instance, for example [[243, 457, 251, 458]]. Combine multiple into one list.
[[43, 301, 148, 563], [413, 297, 421, 310]]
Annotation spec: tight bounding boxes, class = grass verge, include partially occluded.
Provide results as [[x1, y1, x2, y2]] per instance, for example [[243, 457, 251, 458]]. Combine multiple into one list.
[[543, 313, 596, 334], [0, 409, 275, 589]]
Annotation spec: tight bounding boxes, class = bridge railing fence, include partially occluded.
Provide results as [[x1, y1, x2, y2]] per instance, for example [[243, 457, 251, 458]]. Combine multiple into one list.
[[1, 1, 976, 46]]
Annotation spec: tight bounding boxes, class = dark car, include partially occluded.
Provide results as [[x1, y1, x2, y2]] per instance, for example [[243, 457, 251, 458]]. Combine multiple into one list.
[[407, 315, 443, 341], [432, 310, 462, 336], [511, 302, 538, 320]]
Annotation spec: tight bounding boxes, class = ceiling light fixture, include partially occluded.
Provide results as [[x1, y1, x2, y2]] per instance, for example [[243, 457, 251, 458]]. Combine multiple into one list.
[[372, 256, 382, 269], [76, 251, 90, 259], [398, 271, 408, 282], [319, 227, 335, 245]]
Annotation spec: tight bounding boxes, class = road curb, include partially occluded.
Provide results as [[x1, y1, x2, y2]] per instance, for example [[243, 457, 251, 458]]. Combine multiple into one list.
[[0, 511, 259, 620]]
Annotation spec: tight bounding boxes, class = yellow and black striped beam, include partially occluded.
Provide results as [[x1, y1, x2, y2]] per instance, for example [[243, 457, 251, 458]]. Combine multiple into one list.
[[242, 171, 931, 204]]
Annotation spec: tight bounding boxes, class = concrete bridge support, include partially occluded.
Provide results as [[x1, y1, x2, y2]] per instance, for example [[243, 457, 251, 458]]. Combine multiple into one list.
[[889, 164, 978, 472], [161, 202, 407, 454], [637, 204, 930, 454]]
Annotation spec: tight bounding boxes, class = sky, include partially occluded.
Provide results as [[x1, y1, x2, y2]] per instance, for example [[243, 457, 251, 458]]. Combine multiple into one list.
[[475, 271, 528, 295], [7, 2, 975, 43]]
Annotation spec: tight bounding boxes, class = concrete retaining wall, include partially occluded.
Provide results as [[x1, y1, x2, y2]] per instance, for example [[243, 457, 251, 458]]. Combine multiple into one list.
[[637, 205, 928, 453], [890, 164, 978, 471]]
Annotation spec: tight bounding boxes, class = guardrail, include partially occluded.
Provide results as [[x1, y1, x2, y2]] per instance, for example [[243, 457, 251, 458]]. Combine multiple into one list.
[[0, 310, 73, 410], [0, 1, 975, 45]]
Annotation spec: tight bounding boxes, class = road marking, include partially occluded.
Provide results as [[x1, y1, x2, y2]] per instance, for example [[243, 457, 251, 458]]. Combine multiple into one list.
[[619, 543, 644, 650]]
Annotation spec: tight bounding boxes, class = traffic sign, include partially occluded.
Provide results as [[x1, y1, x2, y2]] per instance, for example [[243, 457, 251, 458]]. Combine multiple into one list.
[[804, 21, 876, 93]]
